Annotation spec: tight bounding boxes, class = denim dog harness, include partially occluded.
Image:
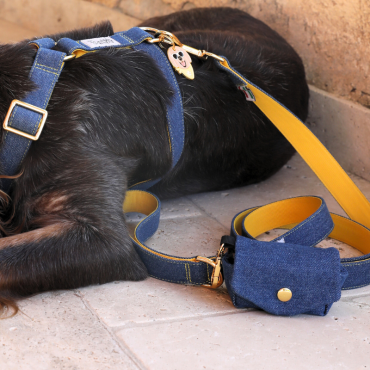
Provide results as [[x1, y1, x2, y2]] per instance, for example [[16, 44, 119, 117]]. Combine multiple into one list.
[[2, 27, 370, 317], [0, 28, 184, 192]]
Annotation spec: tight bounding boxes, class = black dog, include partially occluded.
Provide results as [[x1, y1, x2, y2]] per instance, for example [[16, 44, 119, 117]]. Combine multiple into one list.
[[0, 7, 308, 316]]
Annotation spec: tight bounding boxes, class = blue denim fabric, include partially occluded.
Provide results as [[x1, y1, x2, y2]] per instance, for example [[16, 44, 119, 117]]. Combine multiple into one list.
[[222, 197, 350, 316], [31, 38, 56, 49], [341, 247, 370, 289], [223, 237, 348, 316], [0, 47, 66, 191]]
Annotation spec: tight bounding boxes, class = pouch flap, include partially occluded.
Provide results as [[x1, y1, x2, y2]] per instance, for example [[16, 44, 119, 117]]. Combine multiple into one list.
[[230, 236, 348, 316]]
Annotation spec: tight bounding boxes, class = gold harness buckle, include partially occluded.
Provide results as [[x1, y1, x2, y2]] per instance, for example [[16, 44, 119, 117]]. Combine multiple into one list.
[[140, 27, 225, 62], [3, 99, 48, 141], [196, 244, 225, 289]]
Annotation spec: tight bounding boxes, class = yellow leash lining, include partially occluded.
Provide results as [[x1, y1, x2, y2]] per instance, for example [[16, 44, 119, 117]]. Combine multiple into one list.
[[219, 60, 370, 229]]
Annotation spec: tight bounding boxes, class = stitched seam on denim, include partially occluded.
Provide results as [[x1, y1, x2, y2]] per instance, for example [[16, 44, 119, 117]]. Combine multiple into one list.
[[137, 244, 201, 264], [276, 203, 327, 241], [34, 66, 60, 76], [42, 73, 57, 107], [341, 253, 370, 263], [20, 113, 41, 162], [341, 259, 370, 267], [7, 105, 18, 130], [187, 263, 192, 283], [148, 274, 203, 285], [3, 104, 19, 145], [19, 52, 63, 163], [135, 234, 216, 264], [42, 53, 65, 108], [136, 244, 209, 283], [68, 41, 84, 54], [118, 33, 149, 45], [163, 66, 178, 161], [20, 139, 33, 163], [119, 34, 134, 43], [187, 264, 191, 282], [308, 224, 334, 247], [165, 109, 172, 155], [185, 264, 189, 282], [151, 44, 184, 162], [3, 105, 18, 165], [29, 49, 42, 79], [342, 283, 370, 290], [36, 63, 60, 71]]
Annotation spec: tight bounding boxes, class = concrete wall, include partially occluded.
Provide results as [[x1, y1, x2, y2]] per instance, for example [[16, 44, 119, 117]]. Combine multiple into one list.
[[0, 0, 368, 109]]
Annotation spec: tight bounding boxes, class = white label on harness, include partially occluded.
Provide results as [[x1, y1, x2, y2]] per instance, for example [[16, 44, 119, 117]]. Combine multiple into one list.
[[80, 37, 121, 48], [277, 238, 285, 243]]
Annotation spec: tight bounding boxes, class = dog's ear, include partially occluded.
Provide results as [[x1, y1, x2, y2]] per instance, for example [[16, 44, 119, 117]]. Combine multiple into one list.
[[43, 21, 114, 42]]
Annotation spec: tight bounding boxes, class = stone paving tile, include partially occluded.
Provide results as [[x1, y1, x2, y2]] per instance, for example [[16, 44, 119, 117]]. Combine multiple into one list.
[[126, 212, 226, 257], [0, 291, 140, 370], [79, 279, 235, 328], [144, 215, 227, 257], [126, 197, 203, 224], [116, 300, 370, 370], [158, 197, 203, 220], [341, 285, 370, 299]]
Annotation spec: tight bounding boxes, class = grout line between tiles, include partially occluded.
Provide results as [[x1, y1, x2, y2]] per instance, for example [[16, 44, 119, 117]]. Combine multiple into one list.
[[107, 309, 252, 332], [185, 195, 231, 230], [74, 290, 149, 370]]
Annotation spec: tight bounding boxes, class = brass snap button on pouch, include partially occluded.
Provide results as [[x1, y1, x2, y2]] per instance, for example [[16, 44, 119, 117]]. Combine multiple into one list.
[[277, 288, 292, 302]]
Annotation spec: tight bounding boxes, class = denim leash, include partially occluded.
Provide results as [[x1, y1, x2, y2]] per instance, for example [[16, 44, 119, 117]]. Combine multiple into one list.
[[2, 27, 370, 316]]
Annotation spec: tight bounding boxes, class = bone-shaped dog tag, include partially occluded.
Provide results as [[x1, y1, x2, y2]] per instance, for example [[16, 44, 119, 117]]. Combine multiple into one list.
[[167, 46, 194, 80]]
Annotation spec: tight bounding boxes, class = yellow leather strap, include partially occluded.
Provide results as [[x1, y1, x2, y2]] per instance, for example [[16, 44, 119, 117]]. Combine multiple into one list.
[[219, 59, 370, 229]]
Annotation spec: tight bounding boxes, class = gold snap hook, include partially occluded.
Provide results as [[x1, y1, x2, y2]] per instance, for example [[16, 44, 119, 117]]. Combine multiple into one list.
[[196, 244, 225, 289]]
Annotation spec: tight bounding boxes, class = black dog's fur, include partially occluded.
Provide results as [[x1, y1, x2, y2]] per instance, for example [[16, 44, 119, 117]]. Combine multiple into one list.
[[0, 7, 308, 316]]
